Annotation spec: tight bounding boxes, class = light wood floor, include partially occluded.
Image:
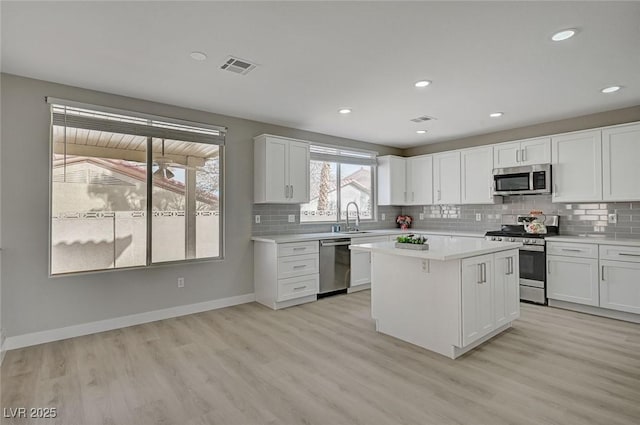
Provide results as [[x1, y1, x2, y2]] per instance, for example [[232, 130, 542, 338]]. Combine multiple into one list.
[[2, 291, 640, 425]]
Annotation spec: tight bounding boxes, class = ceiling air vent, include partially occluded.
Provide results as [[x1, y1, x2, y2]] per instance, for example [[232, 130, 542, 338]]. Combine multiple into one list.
[[410, 115, 437, 123], [220, 56, 258, 75]]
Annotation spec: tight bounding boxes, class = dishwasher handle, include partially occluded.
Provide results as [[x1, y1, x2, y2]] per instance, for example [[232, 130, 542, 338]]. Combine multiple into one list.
[[321, 239, 351, 247]]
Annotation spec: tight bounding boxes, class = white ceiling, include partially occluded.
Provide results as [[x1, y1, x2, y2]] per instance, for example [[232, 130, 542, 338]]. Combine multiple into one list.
[[2, 1, 639, 148]]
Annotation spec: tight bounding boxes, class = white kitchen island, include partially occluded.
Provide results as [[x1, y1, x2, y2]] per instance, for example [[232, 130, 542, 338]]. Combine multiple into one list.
[[351, 236, 522, 359]]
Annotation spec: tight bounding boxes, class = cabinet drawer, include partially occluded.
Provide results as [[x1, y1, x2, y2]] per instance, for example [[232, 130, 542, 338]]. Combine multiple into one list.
[[599, 244, 640, 263], [351, 235, 389, 244], [277, 253, 319, 279], [277, 241, 319, 257], [277, 274, 319, 302], [547, 242, 598, 259]]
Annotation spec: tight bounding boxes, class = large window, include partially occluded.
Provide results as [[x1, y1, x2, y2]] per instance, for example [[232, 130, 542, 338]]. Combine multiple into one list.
[[49, 100, 225, 275], [301, 145, 376, 223]]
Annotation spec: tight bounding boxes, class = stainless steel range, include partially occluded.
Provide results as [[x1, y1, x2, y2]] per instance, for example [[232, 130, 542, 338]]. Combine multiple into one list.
[[485, 215, 559, 305]]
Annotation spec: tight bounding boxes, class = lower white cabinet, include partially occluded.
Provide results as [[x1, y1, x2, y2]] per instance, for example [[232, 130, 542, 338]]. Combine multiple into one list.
[[462, 254, 494, 346], [254, 240, 319, 309], [547, 255, 599, 306], [547, 241, 640, 316], [600, 260, 640, 314], [599, 244, 640, 314], [494, 249, 520, 327], [350, 235, 391, 291], [461, 249, 519, 347]]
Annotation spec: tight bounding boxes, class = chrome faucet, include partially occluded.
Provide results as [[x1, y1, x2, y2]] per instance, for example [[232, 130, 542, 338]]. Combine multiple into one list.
[[345, 202, 360, 231]]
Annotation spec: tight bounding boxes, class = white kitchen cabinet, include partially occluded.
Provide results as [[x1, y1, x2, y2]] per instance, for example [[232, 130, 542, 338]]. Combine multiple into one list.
[[254, 134, 310, 204], [602, 122, 640, 201], [254, 240, 319, 309], [493, 137, 551, 168], [406, 155, 433, 205], [494, 250, 520, 327], [377, 155, 407, 205], [350, 235, 389, 291], [461, 146, 498, 204], [547, 253, 599, 306], [551, 130, 602, 203], [433, 151, 461, 204], [461, 254, 494, 346], [600, 260, 640, 314]]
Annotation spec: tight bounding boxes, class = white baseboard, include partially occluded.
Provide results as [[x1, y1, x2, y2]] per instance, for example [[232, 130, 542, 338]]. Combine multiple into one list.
[[2, 293, 256, 352], [548, 299, 640, 324]]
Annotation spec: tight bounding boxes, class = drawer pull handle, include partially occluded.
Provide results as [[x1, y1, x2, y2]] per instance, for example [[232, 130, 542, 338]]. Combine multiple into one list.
[[293, 247, 307, 251], [293, 286, 306, 290], [618, 253, 640, 257], [561, 248, 582, 252], [293, 265, 307, 269]]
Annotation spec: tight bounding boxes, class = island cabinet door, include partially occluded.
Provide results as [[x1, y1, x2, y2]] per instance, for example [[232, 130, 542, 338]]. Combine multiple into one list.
[[462, 254, 495, 347], [494, 250, 520, 327]]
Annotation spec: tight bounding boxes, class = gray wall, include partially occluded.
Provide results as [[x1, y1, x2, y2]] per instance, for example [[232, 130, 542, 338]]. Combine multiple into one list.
[[0, 73, 402, 338], [403, 105, 640, 156]]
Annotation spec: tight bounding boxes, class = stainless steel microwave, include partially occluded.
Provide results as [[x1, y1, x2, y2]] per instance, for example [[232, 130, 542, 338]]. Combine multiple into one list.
[[493, 164, 552, 195]]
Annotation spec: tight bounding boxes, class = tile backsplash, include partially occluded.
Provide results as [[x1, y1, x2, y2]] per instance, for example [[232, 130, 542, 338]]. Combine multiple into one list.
[[404, 195, 640, 238], [252, 204, 402, 235], [253, 195, 640, 238]]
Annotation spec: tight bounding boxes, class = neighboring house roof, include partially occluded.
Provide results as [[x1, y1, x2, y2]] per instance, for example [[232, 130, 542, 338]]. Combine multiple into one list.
[[309, 167, 371, 202], [52, 155, 218, 205]]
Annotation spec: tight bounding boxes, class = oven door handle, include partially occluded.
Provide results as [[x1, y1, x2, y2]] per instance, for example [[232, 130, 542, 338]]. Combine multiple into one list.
[[520, 245, 545, 252]]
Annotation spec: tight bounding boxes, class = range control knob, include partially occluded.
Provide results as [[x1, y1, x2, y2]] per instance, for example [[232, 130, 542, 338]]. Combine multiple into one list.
[[497, 237, 503, 241], [491, 237, 497, 241], [508, 237, 516, 242], [523, 239, 530, 243]]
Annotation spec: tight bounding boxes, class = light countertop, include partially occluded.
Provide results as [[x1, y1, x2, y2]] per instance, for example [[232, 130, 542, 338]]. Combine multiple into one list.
[[546, 235, 640, 247], [350, 236, 521, 261], [252, 229, 486, 244]]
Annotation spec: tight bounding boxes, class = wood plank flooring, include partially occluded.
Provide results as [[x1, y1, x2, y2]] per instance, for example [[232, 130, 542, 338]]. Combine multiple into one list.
[[2, 291, 639, 425]]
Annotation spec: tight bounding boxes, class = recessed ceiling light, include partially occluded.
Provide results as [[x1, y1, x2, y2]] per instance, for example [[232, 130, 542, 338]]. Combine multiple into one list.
[[416, 130, 427, 134], [190, 51, 207, 61], [551, 29, 576, 42], [601, 85, 621, 94], [414, 80, 431, 88], [338, 108, 352, 114], [489, 112, 504, 118]]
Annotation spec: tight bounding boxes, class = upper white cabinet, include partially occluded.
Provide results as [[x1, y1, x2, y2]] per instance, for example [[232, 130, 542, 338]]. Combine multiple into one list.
[[551, 130, 602, 203], [461, 146, 497, 204], [493, 137, 551, 168], [406, 155, 433, 205], [433, 151, 461, 204], [602, 123, 640, 201], [254, 134, 310, 203], [377, 155, 407, 205]]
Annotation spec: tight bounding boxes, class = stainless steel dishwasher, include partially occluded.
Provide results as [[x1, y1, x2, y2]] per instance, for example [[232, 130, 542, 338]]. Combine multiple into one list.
[[319, 238, 351, 295]]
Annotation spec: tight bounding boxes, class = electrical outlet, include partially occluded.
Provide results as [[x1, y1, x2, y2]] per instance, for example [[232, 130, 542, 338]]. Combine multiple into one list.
[[381, 213, 386, 221], [476, 213, 482, 221], [288, 214, 295, 223], [255, 215, 261, 224], [177, 277, 184, 288], [419, 213, 424, 220], [608, 213, 618, 224]]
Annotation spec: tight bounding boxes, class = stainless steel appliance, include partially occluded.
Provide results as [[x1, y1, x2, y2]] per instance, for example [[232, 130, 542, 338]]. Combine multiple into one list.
[[493, 164, 552, 196], [485, 215, 559, 304], [319, 238, 351, 295]]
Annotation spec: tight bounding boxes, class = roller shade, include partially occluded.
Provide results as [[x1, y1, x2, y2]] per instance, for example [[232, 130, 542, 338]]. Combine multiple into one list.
[[309, 143, 377, 166], [47, 97, 226, 145]]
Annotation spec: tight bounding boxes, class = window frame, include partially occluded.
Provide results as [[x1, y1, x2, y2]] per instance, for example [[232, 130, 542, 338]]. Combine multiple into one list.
[[48, 99, 226, 277], [301, 144, 378, 224]]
